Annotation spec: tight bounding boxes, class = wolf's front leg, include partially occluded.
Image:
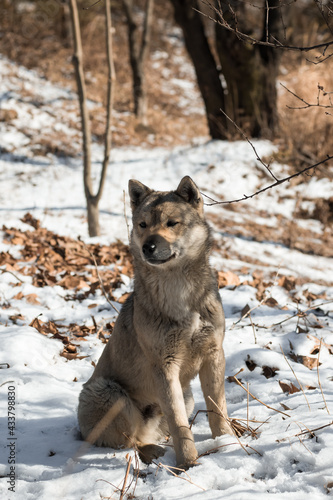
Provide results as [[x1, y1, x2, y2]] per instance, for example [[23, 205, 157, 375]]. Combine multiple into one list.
[[199, 346, 234, 437], [156, 366, 198, 468]]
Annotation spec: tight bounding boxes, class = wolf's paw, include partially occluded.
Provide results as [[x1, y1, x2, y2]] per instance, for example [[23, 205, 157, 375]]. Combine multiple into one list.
[[175, 459, 199, 473], [137, 444, 166, 464]]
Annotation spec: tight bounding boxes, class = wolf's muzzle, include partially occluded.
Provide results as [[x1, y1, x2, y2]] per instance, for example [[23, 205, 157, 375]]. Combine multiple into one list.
[[142, 235, 175, 265]]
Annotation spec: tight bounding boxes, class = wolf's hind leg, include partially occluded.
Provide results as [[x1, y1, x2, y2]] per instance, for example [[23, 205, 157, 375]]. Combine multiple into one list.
[[78, 377, 142, 448]]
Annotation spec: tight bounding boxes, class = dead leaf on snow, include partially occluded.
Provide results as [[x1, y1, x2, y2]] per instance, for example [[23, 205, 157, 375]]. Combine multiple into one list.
[[262, 365, 279, 378], [279, 381, 300, 394], [241, 304, 251, 318], [218, 271, 240, 288], [325, 482, 333, 493], [264, 297, 279, 308], [117, 292, 131, 304], [25, 293, 41, 305], [29, 316, 46, 334], [278, 276, 296, 291], [300, 356, 320, 370], [246, 356, 257, 372], [21, 213, 40, 229], [290, 353, 320, 370], [308, 334, 333, 355]]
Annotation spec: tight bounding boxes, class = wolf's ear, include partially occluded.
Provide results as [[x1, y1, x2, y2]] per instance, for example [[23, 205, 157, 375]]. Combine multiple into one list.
[[128, 179, 152, 211], [176, 176, 203, 215]]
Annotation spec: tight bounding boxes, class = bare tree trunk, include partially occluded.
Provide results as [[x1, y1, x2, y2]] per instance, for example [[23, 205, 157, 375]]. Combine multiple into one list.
[[122, 0, 154, 123], [170, 0, 228, 139], [215, 0, 281, 137], [68, 0, 115, 237]]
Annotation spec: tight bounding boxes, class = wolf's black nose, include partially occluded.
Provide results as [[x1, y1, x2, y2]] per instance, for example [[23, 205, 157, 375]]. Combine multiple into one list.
[[142, 242, 156, 256]]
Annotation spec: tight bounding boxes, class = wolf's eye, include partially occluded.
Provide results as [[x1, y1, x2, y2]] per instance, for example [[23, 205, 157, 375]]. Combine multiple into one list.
[[167, 220, 179, 228], [139, 222, 147, 228]]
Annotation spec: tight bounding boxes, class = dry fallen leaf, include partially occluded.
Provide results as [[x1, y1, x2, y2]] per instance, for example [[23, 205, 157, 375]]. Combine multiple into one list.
[[278, 276, 296, 291], [279, 381, 300, 394], [25, 293, 41, 305], [218, 271, 240, 288], [117, 292, 131, 304], [262, 365, 278, 378], [265, 297, 279, 308]]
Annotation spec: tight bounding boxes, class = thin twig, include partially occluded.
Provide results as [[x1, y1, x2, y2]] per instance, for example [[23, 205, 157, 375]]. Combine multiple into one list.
[[249, 313, 258, 344], [279, 344, 311, 411], [202, 154, 333, 206], [207, 396, 251, 455], [234, 376, 291, 418], [247, 382, 250, 431], [294, 421, 333, 437], [123, 189, 131, 243], [281, 82, 333, 109], [197, 440, 262, 459], [119, 455, 132, 500], [0, 268, 24, 283], [317, 338, 330, 414], [219, 108, 278, 181], [250, 299, 333, 330], [82, 242, 119, 314], [154, 461, 206, 491], [195, 1, 333, 53]]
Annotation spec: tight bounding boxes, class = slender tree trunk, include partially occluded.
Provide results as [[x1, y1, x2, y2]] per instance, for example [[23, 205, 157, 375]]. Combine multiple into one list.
[[170, 0, 228, 139], [122, 0, 154, 123], [68, 0, 115, 237]]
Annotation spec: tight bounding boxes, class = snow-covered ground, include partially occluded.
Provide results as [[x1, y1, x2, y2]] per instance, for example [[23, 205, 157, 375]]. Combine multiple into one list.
[[1, 55, 333, 500]]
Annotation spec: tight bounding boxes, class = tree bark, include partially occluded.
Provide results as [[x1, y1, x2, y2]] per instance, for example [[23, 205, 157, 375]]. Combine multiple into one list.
[[122, 0, 154, 123], [215, 0, 281, 137], [170, 0, 228, 139]]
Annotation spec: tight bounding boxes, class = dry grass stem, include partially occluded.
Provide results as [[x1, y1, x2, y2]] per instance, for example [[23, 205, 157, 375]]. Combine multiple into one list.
[[295, 421, 333, 437], [249, 314, 258, 344], [0, 268, 24, 283], [234, 376, 291, 418], [197, 441, 262, 459], [123, 189, 131, 243], [83, 242, 120, 315], [154, 462, 206, 491], [207, 396, 251, 455], [317, 338, 330, 414], [189, 408, 258, 438], [247, 382, 250, 431], [123, 189, 131, 242], [279, 344, 311, 411], [119, 455, 132, 500], [253, 299, 333, 330]]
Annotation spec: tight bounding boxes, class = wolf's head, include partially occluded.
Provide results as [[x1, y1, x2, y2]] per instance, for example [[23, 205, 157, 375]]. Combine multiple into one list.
[[128, 176, 211, 267]]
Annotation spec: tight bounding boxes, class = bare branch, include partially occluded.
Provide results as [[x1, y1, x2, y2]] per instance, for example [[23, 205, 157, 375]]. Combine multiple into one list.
[[281, 82, 333, 110], [203, 154, 333, 206], [219, 109, 278, 181], [197, 0, 333, 53]]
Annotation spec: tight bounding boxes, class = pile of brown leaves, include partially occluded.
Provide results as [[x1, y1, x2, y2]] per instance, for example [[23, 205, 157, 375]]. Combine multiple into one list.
[[1, 213, 133, 301], [1, 213, 133, 359]]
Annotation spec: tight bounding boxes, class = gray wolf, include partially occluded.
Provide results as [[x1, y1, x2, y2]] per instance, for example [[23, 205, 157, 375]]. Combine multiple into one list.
[[78, 176, 233, 468]]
